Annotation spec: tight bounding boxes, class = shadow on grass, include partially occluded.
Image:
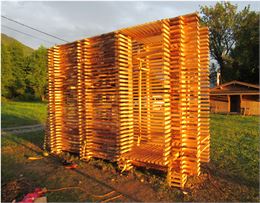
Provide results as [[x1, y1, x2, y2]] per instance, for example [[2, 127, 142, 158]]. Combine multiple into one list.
[[3, 131, 44, 153], [203, 163, 259, 189], [71, 168, 141, 202], [1, 113, 41, 128], [1, 155, 27, 183]]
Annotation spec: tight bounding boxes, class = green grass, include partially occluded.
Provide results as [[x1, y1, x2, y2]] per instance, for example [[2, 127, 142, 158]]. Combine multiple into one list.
[[1, 101, 259, 201], [210, 114, 259, 187], [1, 100, 47, 128]]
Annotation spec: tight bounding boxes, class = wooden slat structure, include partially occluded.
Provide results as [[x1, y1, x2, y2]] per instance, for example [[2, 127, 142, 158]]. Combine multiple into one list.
[[45, 13, 210, 188]]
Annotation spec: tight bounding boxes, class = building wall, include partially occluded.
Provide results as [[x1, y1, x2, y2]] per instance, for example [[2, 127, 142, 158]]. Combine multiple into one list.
[[210, 94, 260, 115], [241, 95, 260, 115], [210, 95, 228, 113]]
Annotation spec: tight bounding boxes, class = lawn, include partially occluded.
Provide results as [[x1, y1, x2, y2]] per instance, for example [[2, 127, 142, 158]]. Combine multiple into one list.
[[1, 100, 47, 128], [1, 101, 259, 202], [210, 114, 259, 188]]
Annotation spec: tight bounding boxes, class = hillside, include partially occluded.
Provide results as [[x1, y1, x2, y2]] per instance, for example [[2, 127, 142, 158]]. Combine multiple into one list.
[[1, 33, 34, 56]]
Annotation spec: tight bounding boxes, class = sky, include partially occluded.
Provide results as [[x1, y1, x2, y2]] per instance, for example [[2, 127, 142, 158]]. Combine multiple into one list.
[[1, 1, 260, 49]]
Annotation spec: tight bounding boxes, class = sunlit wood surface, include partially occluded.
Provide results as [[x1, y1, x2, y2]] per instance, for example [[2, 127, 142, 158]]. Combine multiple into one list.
[[45, 13, 210, 188]]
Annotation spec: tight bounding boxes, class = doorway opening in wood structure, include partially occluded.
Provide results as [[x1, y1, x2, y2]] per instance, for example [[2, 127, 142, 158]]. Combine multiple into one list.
[[230, 95, 240, 113], [120, 20, 171, 167]]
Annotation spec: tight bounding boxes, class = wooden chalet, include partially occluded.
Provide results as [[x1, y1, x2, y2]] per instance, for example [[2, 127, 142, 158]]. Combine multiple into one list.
[[210, 80, 260, 115]]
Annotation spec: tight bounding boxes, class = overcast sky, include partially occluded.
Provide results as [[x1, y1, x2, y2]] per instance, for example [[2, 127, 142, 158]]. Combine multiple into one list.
[[1, 1, 260, 49]]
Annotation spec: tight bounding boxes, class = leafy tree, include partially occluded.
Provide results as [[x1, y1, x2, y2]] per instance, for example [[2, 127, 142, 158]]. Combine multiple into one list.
[[1, 33, 49, 100], [1, 44, 14, 97], [2, 33, 48, 101], [25, 45, 48, 101], [209, 63, 217, 87], [7, 41, 27, 98], [200, 2, 238, 82], [200, 2, 259, 84], [232, 11, 259, 84]]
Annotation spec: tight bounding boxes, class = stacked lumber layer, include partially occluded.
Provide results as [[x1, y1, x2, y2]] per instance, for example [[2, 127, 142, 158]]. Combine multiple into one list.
[[181, 14, 201, 176], [167, 13, 210, 188], [199, 27, 210, 163], [81, 39, 93, 159], [60, 42, 81, 153], [161, 19, 172, 166], [44, 48, 54, 152], [87, 33, 119, 160], [45, 42, 84, 154], [45, 46, 63, 153], [115, 33, 134, 158], [45, 13, 210, 188], [168, 15, 187, 188]]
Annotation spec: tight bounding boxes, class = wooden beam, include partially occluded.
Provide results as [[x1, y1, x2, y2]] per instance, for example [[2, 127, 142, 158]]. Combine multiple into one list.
[[228, 95, 231, 113]]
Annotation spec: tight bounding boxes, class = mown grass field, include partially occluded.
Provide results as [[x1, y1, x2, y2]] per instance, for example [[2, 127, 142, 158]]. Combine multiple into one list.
[[1, 100, 47, 128], [1, 101, 259, 202], [210, 114, 259, 188]]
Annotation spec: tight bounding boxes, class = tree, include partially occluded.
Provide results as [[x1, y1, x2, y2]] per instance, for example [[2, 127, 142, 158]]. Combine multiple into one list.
[[231, 11, 259, 84], [200, 2, 239, 82], [209, 63, 217, 87], [200, 2, 259, 84], [2, 33, 49, 100], [6, 41, 27, 98], [1, 44, 14, 97], [25, 45, 48, 101]]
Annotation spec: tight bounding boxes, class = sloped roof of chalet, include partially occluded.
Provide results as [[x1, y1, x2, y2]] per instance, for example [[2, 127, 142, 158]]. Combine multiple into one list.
[[211, 80, 260, 95]]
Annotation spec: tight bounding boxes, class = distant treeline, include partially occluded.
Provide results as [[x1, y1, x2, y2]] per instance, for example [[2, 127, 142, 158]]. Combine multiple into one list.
[[1, 41, 47, 101]]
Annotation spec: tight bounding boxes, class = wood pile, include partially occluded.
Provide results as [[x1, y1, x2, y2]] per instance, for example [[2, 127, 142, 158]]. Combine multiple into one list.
[[45, 13, 210, 188]]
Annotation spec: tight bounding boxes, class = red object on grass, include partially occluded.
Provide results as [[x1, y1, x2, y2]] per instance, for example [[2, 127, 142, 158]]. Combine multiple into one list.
[[19, 188, 45, 203], [65, 163, 78, 169]]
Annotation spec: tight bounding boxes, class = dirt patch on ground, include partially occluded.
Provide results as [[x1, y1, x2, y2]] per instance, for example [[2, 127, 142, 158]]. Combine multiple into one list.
[[1, 178, 33, 202], [184, 171, 259, 202]]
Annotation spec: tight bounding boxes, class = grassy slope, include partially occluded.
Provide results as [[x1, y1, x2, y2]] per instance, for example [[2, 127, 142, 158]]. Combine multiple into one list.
[[1, 101, 259, 201], [1, 101, 47, 128], [1, 33, 34, 56]]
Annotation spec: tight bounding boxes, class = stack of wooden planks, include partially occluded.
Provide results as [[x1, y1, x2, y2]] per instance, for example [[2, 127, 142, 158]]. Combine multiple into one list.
[[45, 13, 210, 188]]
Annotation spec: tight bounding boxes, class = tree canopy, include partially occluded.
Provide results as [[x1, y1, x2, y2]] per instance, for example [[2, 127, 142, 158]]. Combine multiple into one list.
[[1, 35, 47, 101], [1, 44, 15, 98], [25, 46, 48, 101], [200, 2, 259, 84]]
